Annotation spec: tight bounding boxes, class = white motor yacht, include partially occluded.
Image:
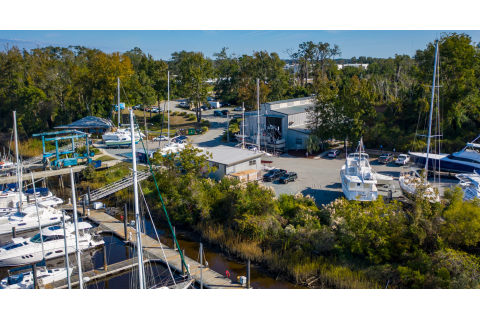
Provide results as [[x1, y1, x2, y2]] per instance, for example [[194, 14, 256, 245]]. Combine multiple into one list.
[[340, 139, 378, 201], [0, 187, 53, 210], [0, 205, 70, 235], [455, 172, 480, 202], [0, 194, 62, 216], [0, 267, 73, 289], [159, 142, 185, 156], [102, 129, 145, 142], [0, 222, 104, 267]]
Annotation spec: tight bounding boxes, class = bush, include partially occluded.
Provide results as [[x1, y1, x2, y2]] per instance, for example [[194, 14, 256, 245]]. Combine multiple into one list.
[[151, 114, 164, 125], [180, 111, 187, 116], [188, 114, 197, 121], [201, 119, 211, 127], [172, 111, 180, 116], [201, 126, 209, 133]]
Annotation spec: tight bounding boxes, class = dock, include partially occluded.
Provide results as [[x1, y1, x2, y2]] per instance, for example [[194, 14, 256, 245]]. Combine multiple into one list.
[[62, 204, 244, 289], [44, 257, 148, 289], [0, 160, 121, 184]]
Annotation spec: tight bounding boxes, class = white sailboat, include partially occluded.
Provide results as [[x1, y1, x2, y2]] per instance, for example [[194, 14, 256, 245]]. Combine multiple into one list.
[[399, 39, 441, 202], [455, 172, 480, 202], [0, 266, 73, 289], [0, 205, 69, 235], [340, 138, 378, 201]]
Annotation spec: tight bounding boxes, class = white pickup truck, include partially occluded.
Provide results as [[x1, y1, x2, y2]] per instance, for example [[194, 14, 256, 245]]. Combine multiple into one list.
[[395, 154, 410, 165]]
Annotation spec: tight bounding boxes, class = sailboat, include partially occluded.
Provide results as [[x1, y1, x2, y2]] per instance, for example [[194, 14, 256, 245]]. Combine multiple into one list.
[[399, 39, 441, 202], [340, 137, 378, 201]]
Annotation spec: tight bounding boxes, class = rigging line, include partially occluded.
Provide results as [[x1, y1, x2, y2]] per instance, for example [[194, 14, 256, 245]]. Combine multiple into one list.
[[132, 114, 191, 277], [137, 180, 177, 286]]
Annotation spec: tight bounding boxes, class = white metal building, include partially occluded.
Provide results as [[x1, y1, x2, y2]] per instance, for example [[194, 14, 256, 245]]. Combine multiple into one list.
[[197, 146, 263, 180], [242, 97, 314, 150]]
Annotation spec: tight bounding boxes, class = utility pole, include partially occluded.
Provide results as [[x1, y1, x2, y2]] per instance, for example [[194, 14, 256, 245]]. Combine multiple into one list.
[[62, 209, 71, 289], [227, 112, 229, 144]]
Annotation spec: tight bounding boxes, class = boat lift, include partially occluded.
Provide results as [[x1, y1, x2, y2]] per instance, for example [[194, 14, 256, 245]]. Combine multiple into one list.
[[32, 130, 93, 169]]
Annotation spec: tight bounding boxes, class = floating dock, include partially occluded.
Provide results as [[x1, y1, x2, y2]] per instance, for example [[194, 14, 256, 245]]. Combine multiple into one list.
[[61, 204, 244, 289]]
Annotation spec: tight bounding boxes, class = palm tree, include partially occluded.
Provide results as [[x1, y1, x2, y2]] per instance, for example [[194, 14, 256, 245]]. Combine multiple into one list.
[[306, 135, 320, 154]]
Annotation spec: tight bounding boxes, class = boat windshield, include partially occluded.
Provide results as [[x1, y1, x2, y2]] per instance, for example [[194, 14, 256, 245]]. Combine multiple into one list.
[[12, 212, 27, 218], [7, 274, 24, 285], [30, 233, 48, 243]]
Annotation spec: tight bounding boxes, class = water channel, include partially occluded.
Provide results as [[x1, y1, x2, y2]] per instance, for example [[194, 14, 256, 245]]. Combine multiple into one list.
[[0, 176, 301, 289]]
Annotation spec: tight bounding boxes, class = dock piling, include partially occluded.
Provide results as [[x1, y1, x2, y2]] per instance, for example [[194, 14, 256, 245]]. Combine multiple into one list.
[[82, 200, 86, 219], [173, 226, 177, 251], [181, 249, 185, 276], [87, 186, 91, 205], [123, 204, 128, 242], [247, 259, 251, 289], [12, 227, 16, 238], [103, 245, 108, 271], [33, 264, 38, 289]]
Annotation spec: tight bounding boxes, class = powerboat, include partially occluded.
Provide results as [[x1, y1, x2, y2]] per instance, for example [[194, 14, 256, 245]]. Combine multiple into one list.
[[0, 267, 73, 289], [102, 129, 145, 143], [0, 222, 104, 267], [159, 142, 185, 156], [399, 170, 440, 202], [0, 186, 53, 210], [455, 172, 480, 201], [0, 195, 63, 216], [340, 139, 378, 201], [409, 137, 480, 174], [105, 135, 139, 148], [0, 205, 70, 235]]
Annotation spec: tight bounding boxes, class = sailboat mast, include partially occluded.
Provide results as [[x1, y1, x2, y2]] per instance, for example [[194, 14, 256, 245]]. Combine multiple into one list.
[[242, 102, 245, 149], [257, 78, 260, 150], [70, 168, 83, 289], [13, 111, 22, 212], [425, 40, 439, 173], [30, 173, 45, 262], [130, 109, 145, 289], [168, 71, 170, 144], [62, 209, 71, 289], [118, 77, 121, 129]]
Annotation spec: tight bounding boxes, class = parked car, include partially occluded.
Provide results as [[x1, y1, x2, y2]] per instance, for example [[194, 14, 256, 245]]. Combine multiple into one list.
[[200, 105, 208, 111], [279, 172, 297, 184], [328, 150, 340, 158], [378, 153, 394, 164], [132, 105, 141, 110], [395, 154, 410, 165], [263, 169, 287, 182], [151, 107, 160, 113], [214, 110, 223, 117], [178, 101, 189, 108], [221, 102, 231, 107], [221, 110, 229, 116], [233, 106, 245, 111], [153, 136, 168, 141]]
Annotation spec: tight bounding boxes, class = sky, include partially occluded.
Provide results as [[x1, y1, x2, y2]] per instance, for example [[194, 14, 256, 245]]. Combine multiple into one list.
[[1, 30, 479, 60]]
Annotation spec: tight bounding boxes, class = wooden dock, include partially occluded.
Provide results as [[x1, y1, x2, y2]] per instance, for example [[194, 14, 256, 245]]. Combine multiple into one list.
[[44, 257, 148, 289], [63, 205, 244, 289]]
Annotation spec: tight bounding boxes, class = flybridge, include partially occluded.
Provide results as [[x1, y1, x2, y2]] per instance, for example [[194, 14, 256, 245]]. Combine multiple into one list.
[[467, 143, 480, 148]]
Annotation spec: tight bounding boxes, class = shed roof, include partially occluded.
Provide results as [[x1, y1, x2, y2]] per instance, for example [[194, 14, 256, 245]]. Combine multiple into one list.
[[288, 124, 312, 134], [198, 146, 263, 166], [266, 97, 312, 105], [55, 116, 114, 130], [229, 169, 260, 177]]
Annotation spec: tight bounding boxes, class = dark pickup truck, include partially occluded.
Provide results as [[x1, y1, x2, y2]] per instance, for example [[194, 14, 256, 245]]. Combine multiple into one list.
[[263, 169, 287, 182], [378, 153, 394, 164], [279, 172, 298, 184]]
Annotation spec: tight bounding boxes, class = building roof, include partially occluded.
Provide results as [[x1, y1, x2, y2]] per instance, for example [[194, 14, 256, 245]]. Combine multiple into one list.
[[266, 97, 312, 105], [270, 104, 312, 115], [288, 124, 312, 134], [198, 146, 263, 166], [55, 116, 114, 130]]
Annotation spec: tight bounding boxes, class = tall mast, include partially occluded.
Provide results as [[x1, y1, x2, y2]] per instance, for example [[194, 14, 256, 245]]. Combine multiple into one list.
[[242, 102, 245, 149], [30, 173, 45, 263], [425, 40, 439, 174], [168, 71, 170, 144], [118, 77, 121, 129], [62, 209, 71, 289], [13, 111, 22, 211], [130, 109, 145, 289], [70, 168, 83, 289], [257, 79, 260, 150]]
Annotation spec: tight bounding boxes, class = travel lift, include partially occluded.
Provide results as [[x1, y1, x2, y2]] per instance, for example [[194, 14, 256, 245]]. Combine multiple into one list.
[[32, 130, 98, 169]]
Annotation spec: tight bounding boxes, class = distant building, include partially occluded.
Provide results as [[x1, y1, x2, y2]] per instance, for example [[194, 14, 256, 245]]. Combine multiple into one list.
[[243, 97, 315, 151], [197, 146, 263, 181], [337, 63, 369, 70], [54, 116, 114, 134]]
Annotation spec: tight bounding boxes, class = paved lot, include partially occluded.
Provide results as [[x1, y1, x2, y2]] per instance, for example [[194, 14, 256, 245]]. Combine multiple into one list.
[[261, 153, 458, 206]]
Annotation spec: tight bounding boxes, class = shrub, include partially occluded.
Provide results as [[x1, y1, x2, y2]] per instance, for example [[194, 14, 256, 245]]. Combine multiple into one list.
[[188, 114, 197, 121], [201, 119, 211, 127], [201, 126, 209, 133], [172, 111, 180, 116], [180, 111, 187, 116]]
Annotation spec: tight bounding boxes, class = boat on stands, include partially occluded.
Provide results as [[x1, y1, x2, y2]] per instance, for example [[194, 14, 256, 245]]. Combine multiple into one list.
[[455, 172, 480, 202], [0, 266, 73, 289], [340, 138, 378, 201]]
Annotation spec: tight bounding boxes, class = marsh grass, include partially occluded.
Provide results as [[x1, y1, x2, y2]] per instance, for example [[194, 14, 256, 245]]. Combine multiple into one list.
[[198, 223, 380, 289]]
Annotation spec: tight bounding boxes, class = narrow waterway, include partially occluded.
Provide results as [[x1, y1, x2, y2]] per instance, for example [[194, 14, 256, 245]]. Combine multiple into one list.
[[0, 175, 302, 289]]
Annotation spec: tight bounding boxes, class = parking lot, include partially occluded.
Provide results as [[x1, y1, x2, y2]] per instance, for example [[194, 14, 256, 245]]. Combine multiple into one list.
[[260, 153, 458, 206]]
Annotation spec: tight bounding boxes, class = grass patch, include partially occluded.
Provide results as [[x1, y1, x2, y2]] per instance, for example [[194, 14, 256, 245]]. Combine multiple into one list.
[[96, 155, 116, 162]]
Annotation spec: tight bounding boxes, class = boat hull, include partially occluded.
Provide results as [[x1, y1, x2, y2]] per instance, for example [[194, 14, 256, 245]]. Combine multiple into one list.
[[410, 152, 480, 174]]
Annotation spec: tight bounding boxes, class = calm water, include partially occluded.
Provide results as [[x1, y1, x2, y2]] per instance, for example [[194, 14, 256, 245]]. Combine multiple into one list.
[[0, 176, 301, 289]]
